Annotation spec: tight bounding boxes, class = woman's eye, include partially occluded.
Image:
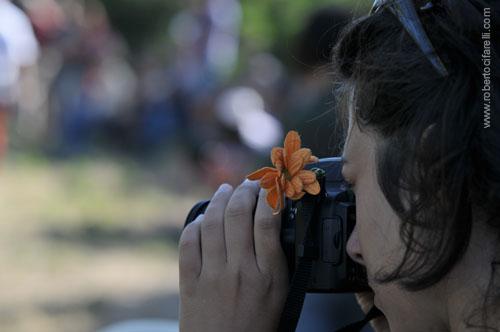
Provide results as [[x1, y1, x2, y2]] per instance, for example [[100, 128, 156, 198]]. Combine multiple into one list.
[[341, 165, 356, 192], [343, 180, 355, 190]]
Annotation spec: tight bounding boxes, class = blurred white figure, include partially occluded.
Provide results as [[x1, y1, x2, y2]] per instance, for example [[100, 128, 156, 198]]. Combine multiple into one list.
[[0, 0, 39, 159], [215, 86, 283, 154]]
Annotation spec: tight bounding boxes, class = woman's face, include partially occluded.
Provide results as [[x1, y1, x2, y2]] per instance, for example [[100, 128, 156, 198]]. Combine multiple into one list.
[[342, 120, 448, 331]]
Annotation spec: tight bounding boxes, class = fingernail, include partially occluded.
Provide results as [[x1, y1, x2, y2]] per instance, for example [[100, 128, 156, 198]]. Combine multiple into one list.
[[218, 183, 232, 192], [244, 179, 258, 185], [194, 214, 204, 223]]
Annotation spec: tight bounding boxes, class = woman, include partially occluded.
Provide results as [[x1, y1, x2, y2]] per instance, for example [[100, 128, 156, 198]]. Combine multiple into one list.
[[178, 0, 499, 331]]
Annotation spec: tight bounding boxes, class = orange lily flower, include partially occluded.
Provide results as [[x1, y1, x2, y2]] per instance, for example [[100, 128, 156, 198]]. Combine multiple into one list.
[[247, 130, 320, 214]]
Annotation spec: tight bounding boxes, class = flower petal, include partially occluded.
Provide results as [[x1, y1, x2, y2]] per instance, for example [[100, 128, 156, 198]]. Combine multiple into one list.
[[291, 175, 303, 193], [288, 148, 311, 176], [279, 175, 286, 190], [285, 180, 296, 198], [261, 171, 279, 190], [266, 187, 279, 211], [298, 170, 317, 185], [308, 155, 319, 164], [247, 167, 277, 181], [284, 131, 301, 168], [289, 192, 306, 200], [271, 147, 285, 171], [294, 148, 312, 161], [275, 177, 284, 213], [304, 181, 321, 195]]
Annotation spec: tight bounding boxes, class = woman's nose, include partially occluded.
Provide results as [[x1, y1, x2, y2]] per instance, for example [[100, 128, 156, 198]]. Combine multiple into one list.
[[346, 224, 365, 266]]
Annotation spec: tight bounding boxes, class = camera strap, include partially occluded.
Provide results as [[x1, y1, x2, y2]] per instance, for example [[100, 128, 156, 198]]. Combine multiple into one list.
[[334, 305, 383, 332], [276, 194, 383, 332], [277, 194, 318, 332]]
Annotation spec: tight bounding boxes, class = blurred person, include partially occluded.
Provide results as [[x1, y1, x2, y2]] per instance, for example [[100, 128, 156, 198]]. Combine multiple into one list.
[[169, 0, 241, 98], [0, 0, 39, 160], [12, 0, 67, 143], [22, 0, 66, 44], [135, 57, 180, 152], [205, 0, 241, 80], [168, 5, 215, 100], [48, 0, 135, 156], [168, 0, 242, 155], [163, 0, 246, 192], [178, 1, 500, 332]]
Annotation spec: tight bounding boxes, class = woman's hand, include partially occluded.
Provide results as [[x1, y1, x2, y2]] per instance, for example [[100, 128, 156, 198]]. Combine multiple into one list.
[[355, 292, 390, 332], [179, 180, 289, 332]]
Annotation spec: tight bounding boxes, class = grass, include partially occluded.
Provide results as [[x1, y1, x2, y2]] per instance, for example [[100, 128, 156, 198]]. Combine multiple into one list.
[[0, 149, 210, 332]]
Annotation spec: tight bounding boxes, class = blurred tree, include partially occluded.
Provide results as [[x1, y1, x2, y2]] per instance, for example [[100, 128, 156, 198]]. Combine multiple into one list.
[[239, 0, 367, 62], [98, 0, 180, 51], [96, 0, 369, 62]]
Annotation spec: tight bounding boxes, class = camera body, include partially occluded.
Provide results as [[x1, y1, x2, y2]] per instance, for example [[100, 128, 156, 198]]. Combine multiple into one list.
[[184, 157, 369, 293]]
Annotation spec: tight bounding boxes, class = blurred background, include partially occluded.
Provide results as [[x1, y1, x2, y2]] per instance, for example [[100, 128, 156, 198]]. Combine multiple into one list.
[[0, 0, 372, 331]]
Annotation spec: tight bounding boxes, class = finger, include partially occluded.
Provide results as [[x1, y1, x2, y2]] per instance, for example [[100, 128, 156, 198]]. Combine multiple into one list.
[[201, 184, 233, 271], [254, 188, 284, 273], [179, 214, 203, 285], [224, 180, 260, 266], [355, 292, 374, 314]]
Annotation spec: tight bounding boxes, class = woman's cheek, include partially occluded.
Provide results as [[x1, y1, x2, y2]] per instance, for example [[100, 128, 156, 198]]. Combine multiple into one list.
[[354, 192, 380, 271]]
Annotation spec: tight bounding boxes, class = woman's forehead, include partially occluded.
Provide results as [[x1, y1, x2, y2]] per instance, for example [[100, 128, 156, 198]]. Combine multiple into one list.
[[342, 86, 357, 161], [342, 118, 379, 171]]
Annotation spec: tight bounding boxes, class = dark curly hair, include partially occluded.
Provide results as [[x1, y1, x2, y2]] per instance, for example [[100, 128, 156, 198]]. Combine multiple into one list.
[[332, 0, 499, 328]]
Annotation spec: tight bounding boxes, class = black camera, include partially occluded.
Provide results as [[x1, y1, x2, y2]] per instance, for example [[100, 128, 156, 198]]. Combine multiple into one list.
[[184, 157, 369, 293]]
